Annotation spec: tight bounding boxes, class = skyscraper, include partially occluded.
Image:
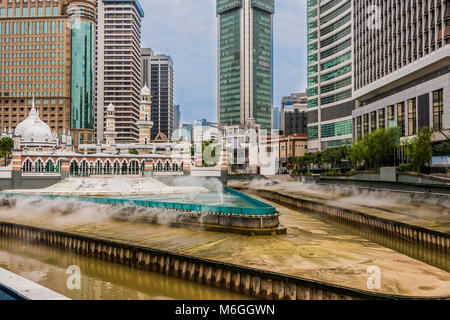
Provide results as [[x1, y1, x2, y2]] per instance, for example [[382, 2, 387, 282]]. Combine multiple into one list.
[[173, 104, 181, 132], [352, 1, 449, 141], [216, 0, 274, 131], [70, 0, 95, 146], [281, 93, 308, 136], [95, 0, 144, 144], [306, 0, 353, 151], [141, 48, 174, 140], [0, 0, 95, 147]]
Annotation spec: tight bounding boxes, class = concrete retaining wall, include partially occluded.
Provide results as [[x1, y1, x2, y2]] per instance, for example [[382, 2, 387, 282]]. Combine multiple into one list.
[[1, 221, 444, 300], [253, 189, 450, 253], [0, 267, 69, 300]]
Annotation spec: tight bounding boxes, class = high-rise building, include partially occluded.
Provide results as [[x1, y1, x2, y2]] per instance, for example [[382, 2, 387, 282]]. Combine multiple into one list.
[[281, 93, 308, 136], [352, 1, 450, 141], [173, 104, 180, 133], [141, 48, 174, 140], [272, 107, 281, 131], [0, 0, 95, 147], [216, 0, 274, 131], [306, 0, 354, 151], [95, 0, 144, 144]]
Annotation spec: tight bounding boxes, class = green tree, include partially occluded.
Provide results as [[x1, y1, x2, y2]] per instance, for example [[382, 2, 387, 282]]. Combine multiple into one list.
[[406, 127, 433, 173], [349, 137, 367, 168], [322, 146, 349, 169], [434, 141, 450, 157], [349, 128, 399, 169], [0, 137, 14, 165]]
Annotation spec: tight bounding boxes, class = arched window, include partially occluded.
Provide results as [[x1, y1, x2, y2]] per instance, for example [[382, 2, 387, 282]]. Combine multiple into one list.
[[35, 159, 44, 173], [22, 159, 32, 172], [70, 161, 79, 176], [130, 160, 139, 175], [45, 160, 55, 173], [104, 161, 112, 175], [164, 161, 170, 172], [121, 161, 128, 175], [113, 161, 120, 175], [80, 160, 89, 177], [95, 160, 102, 175]]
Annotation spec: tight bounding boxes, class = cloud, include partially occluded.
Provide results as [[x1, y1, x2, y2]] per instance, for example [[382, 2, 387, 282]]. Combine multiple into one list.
[[140, 0, 305, 123]]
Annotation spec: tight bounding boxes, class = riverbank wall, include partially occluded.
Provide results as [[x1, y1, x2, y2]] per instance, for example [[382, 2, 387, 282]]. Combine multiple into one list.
[[0, 221, 448, 300]]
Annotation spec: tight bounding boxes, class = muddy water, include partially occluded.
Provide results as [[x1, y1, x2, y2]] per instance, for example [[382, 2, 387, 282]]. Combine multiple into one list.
[[0, 236, 249, 300]]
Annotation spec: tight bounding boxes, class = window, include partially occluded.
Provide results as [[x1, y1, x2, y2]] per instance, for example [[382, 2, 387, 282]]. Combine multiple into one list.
[[363, 114, 369, 135], [388, 105, 395, 122], [378, 109, 386, 129], [408, 98, 417, 136], [397, 102, 405, 137], [433, 89, 444, 131], [370, 111, 377, 132]]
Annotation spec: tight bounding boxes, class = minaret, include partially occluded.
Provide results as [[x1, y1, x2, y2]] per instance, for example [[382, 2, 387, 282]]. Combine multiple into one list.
[[137, 85, 153, 145], [104, 103, 117, 147]]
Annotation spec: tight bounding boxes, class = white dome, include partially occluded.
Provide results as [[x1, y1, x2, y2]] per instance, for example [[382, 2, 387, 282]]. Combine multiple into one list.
[[15, 106, 38, 137], [141, 85, 151, 96], [22, 118, 56, 144], [107, 103, 115, 112]]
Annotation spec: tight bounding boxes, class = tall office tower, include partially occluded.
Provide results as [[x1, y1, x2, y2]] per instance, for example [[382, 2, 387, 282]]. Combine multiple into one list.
[[0, 0, 95, 146], [141, 48, 174, 140], [70, 0, 95, 146], [353, 1, 450, 142], [173, 104, 180, 132], [281, 93, 308, 136], [95, 0, 144, 144], [272, 107, 281, 131], [216, 0, 274, 131], [306, 0, 354, 151]]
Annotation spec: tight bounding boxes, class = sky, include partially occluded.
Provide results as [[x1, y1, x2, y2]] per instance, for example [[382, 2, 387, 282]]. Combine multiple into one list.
[[140, 0, 307, 124]]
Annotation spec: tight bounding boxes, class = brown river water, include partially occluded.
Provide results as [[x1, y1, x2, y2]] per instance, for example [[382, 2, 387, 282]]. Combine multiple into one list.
[[0, 236, 250, 300]]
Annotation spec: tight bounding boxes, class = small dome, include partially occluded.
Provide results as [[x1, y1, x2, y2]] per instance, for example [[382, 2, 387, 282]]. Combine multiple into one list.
[[15, 104, 38, 137], [22, 118, 56, 144], [141, 85, 151, 96], [107, 103, 115, 112]]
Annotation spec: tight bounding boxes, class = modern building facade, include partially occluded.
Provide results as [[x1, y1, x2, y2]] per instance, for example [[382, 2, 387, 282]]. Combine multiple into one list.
[[95, 0, 144, 144], [0, 0, 95, 147], [141, 48, 174, 140], [281, 93, 308, 136], [306, 0, 354, 151], [272, 107, 281, 131], [69, 0, 95, 146], [216, 0, 274, 131], [173, 104, 180, 133], [193, 119, 219, 142], [352, 1, 450, 143]]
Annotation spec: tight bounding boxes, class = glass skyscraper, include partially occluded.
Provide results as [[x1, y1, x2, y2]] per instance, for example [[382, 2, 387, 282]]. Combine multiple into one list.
[[216, 0, 274, 131], [69, 1, 95, 136], [306, 0, 354, 151]]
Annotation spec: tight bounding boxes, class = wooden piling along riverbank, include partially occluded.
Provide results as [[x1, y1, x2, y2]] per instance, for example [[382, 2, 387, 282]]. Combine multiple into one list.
[[0, 221, 449, 300]]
